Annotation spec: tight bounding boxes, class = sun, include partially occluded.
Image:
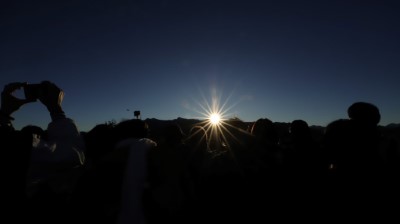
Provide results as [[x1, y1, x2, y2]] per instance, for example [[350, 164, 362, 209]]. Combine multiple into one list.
[[185, 86, 246, 150], [209, 113, 221, 125]]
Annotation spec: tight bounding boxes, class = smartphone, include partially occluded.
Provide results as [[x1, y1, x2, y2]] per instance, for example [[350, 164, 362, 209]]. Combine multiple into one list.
[[24, 84, 42, 101]]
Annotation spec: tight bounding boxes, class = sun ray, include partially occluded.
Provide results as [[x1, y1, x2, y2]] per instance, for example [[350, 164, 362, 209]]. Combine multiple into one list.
[[185, 85, 251, 153]]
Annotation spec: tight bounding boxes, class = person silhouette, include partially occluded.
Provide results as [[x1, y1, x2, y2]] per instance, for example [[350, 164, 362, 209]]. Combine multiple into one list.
[[0, 82, 34, 221], [0, 81, 86, 223]]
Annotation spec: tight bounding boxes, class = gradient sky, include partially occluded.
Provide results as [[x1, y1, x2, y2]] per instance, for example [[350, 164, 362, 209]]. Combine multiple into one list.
[[1, 0, 399, 131]]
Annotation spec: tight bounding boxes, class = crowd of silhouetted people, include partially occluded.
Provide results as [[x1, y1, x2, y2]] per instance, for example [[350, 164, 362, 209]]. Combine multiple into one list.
[[1, 81, 399, 224]]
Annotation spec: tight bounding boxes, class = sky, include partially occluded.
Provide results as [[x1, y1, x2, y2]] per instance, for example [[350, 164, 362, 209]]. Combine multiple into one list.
[[1, 0, 399, 131]]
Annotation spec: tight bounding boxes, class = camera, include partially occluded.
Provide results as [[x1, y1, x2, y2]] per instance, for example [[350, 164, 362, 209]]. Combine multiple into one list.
[[24, 83, 43, 101], [134, 110, 141, 119]]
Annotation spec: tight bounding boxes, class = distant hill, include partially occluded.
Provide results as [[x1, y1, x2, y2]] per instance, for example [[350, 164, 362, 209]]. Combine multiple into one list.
[[385, 123, 400, 128]]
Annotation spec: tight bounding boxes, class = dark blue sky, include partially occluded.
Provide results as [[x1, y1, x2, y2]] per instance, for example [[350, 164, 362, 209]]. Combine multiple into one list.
[[1, 0, 399, 131]]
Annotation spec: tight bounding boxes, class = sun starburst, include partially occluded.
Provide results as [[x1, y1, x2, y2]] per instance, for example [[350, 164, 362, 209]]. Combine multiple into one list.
[[186, 86, 246, 151], [209, 113, 221, 125]]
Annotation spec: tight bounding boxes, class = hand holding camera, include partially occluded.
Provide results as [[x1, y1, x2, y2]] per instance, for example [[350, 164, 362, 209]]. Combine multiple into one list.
[[1, 81, 64, 119], [36, 81, 64, 115], [1, 82, 34, 118]]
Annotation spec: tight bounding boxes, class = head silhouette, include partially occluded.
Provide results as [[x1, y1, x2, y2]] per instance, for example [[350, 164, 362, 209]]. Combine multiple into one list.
[[290, 120, 309, 135], [347, 102, 380, 125], [251, 118, 279, 145], [114, 119, 149, 142], [163, 123, 185, 146]]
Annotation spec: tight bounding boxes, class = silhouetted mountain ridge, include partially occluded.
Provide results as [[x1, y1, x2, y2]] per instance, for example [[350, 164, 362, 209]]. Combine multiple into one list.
[[385, 123, 400, 128], [143, 118, 399, 142]]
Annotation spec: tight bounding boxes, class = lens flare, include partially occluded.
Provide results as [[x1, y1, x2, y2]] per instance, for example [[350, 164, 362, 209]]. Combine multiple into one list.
[[209, 113, 221, 125], [185, 86, 249, 151]]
